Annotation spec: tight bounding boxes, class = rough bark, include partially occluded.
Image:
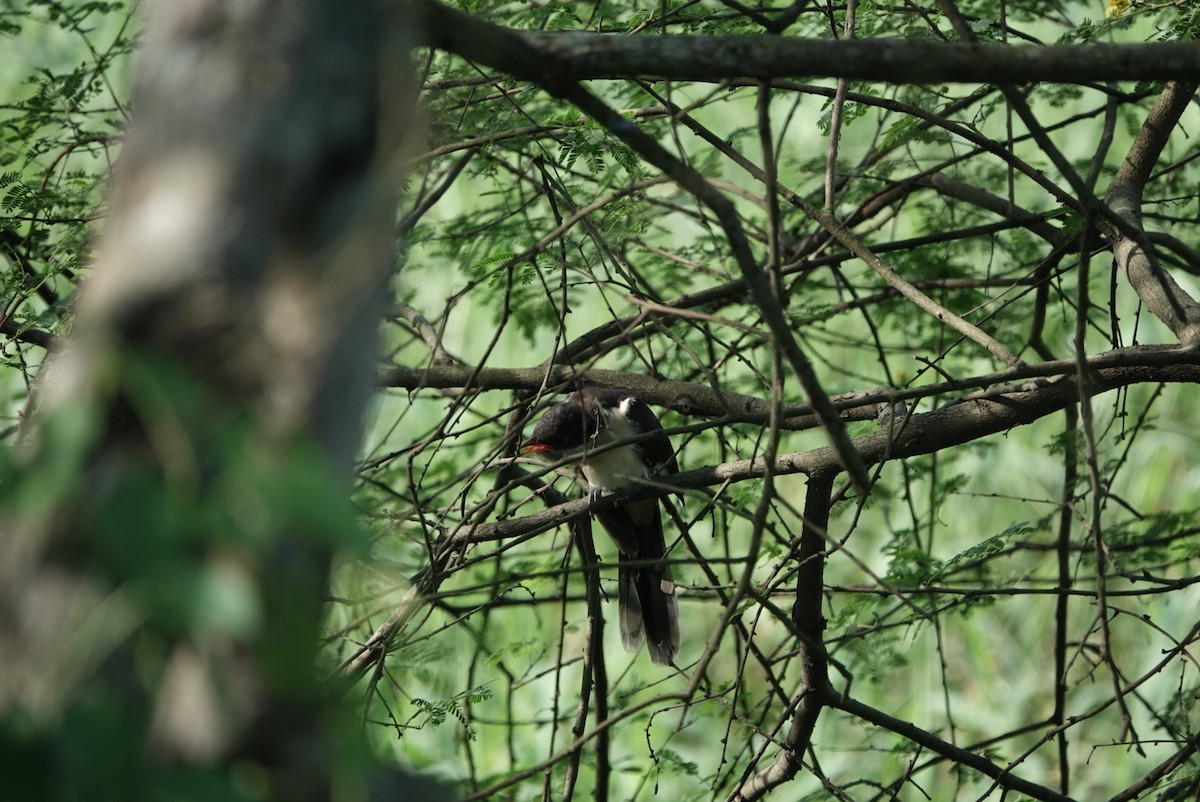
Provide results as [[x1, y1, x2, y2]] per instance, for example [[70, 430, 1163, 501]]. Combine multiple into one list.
[[412, 0, 1200, 84], [1, 1, 430, 798]]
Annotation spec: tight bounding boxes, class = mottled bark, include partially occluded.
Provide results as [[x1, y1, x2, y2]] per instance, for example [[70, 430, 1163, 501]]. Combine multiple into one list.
[[1, 0, 426, 797]]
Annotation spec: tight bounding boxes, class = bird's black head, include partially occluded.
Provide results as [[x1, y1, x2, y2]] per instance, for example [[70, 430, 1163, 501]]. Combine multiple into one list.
[[522, 392, 602, 455]]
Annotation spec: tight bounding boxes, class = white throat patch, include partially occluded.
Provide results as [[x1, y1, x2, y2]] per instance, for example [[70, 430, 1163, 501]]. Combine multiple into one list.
[[580, 402, 648, 491]]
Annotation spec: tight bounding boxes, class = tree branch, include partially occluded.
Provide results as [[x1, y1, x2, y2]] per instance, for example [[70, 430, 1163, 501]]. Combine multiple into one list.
[[732, 474, 834, 801], [380, 363, 887, 427], [1106, 80, 1200, 345], [412, 1, 1200, 84], [825, 692, 1076, 802], [381, 344, 1200, 428]]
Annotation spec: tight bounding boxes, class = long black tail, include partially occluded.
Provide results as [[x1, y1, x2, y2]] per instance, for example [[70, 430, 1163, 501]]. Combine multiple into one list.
[[618, 559, 679, 665], [598, 500, 680, 665]]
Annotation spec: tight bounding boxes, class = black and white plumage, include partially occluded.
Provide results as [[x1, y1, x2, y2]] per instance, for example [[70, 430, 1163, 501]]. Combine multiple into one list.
[[522, 387, 680, 665]]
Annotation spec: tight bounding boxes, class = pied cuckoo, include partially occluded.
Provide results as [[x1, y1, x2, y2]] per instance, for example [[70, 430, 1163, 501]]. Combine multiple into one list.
[[522, 387, 680, 665]]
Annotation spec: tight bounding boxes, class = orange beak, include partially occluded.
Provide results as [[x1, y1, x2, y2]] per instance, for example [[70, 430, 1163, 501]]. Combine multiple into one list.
[[521, 442, 553, 455]]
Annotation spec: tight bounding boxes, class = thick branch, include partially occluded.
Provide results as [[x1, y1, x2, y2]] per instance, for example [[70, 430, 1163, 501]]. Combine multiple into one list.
[[382, 345, 1200, 427], [0, 317, 57, 351], [380, 363, 888, 427], [413, 1, 1200, 84], [732, 475, 833, 801], [1106, 81, 1200, 345]]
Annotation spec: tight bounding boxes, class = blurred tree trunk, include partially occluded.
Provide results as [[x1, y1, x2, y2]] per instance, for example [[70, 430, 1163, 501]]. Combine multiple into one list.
[[1, 1, 431, 798]]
